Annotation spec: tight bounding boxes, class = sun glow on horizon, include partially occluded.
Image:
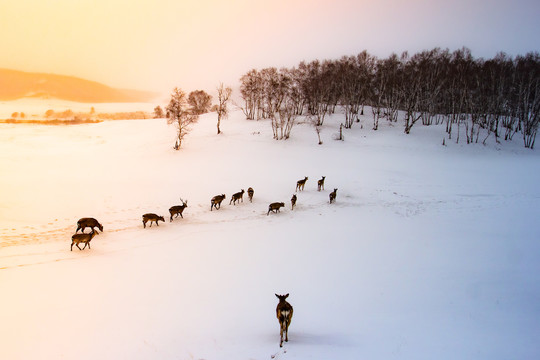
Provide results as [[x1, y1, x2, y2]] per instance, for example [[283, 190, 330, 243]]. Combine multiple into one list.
[[1, 0, 539, 94]]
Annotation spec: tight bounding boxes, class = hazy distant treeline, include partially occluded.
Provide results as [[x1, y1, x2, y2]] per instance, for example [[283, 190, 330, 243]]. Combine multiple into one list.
[[239, 48, 540, 148], [5, 108, 152, 123]]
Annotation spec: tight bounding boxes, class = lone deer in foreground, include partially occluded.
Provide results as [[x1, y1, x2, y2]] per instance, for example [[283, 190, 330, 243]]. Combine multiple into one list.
[[329, 188, 338, 204], [230, 189, 245, 205], [296, 176, 308, 191], [142, 213, 165, 228], [76, 217, 103, 233], [267, 202, 285, 215], [317, 176, 326, 191], [71, 229, 98, 251], [291, 194, 297, 210], [169, 199, 188, 222], [247, 187, 254, 202], [211, 194, 226, 211], [275, 293, 293, 347]]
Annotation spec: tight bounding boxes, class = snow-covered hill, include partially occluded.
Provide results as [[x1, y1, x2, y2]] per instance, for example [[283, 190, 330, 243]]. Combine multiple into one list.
[[1, 107, 539, 359]]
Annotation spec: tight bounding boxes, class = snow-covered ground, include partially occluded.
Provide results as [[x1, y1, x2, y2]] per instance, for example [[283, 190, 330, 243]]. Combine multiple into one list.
[[1, 104, 539, 360]]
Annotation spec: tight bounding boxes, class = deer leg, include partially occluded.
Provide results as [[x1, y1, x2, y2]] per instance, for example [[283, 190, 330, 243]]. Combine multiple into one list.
[[76, 243, 82, 250], [71, 243, 74, 251]]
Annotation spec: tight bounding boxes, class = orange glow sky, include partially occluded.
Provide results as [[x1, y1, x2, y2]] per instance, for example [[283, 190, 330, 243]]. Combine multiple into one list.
[[1, 0, 539, 96]]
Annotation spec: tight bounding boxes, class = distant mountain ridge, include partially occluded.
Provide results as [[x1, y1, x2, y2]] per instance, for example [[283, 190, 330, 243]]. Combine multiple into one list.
[[0, 68, 157, 103]]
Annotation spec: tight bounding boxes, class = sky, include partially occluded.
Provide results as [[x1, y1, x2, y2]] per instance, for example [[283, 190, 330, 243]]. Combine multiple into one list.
[[1, 0, 539, 97]]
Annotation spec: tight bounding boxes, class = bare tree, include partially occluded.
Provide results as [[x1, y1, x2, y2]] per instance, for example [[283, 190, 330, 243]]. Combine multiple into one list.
[[153, 105, 164, 119], [514, 53, 540, 149], [239, 69, 263, 120], [216, 83, 232, 134], [166, 87, 198, 150], [188, 90, 212, 115], [399, 51, 424, 134], [276, 95, 298, 139], [370, 57, 391, 130], [338, 52, 375, 129], [379, 53, 401, 123]]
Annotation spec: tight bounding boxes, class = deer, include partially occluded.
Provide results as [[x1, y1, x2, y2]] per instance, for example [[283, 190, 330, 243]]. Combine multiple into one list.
[[76, 217, 103, 233], [295, 176, 308, 191], [291, 194, 297, 210], [267, 202, 285, 215], [230, 189, 245, 205], [329, 188, 338, 204], [275, 293, 293, 347], [70, 229, 98, 251], [211, 194, 226, 211], [169, 199, 188, 222], [247, 187, 254, 202], [142, 213, 165, 228], [317, 176, 326, 191]]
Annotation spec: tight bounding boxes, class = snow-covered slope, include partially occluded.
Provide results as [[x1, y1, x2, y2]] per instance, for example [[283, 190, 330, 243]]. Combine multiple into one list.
[[1, 108, 539, 359]]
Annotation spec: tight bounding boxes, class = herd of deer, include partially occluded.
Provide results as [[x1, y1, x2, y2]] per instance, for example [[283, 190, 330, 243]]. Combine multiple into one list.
[[70, 177, 337, 251], [68, 177, 337, 347]]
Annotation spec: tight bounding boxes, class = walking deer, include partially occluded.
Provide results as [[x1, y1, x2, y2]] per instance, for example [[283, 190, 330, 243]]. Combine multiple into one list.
[[247, 187, 254, 202], [267, 202, 285, 215], [291, 194, 297, 210], [169, 199, 188, 221], [329, 188, 338, 204], [230, 189, 245, 205], [76, 217, 103, 233], [317, 176, 326, 191], [296, 177, 308, 191], [70, 229, 98, 251], [142, 213, 165, 228], [275, 293, 293, 347], [211, 194, 226, 210]]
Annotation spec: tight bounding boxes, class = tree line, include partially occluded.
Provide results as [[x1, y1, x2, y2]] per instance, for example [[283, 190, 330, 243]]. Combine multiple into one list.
[[239, 48, 540, 148]]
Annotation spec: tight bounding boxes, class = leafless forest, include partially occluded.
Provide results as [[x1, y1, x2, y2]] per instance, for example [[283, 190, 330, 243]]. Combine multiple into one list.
[[240, 48, 540, 148]]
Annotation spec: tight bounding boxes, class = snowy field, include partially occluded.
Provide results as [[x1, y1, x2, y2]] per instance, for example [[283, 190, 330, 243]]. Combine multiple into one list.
[[1, 104, 539, 360]]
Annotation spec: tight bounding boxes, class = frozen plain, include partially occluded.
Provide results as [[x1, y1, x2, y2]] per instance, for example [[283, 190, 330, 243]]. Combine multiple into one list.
[[1, 104, 539, 360]]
